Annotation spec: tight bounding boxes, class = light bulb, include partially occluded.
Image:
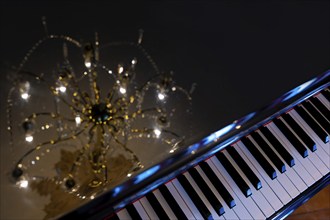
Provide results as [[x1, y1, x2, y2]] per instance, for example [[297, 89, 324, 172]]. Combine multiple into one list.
[[119, 87, 126, 94], [158, 93, 165, 100]]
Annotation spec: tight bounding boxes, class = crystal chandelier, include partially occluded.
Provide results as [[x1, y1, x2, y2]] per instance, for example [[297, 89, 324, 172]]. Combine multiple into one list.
[[6, 21, 192, 210]]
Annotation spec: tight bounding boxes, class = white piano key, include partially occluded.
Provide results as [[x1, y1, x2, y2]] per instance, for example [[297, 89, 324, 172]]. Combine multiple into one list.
[[256, 130, 308, 192], [269, 122, 323, 181], [237, 141, 292, 205], [210, 156, 266, 219], [116, 208, 132, 220], [205, 159, 254, 220], [223, 150, 275, 218], [309, 151, 329, 176], [171, 178, 205, 220], [165, 181, 196, 219], [195, 165, 240, 220], [139, 197, 159, 220], [153, 189, 177, 219], [279, 116, 329, 176], [133, 200, 150, 219], [183, 172, 225, 220], [247, 135, 300, 199], [233, 143, 283, 211], [290, 109, 330, 157], [316, 93, 330, 110]]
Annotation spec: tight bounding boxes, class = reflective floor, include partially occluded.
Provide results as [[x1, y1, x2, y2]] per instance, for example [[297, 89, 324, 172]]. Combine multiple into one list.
[[287, 185, 330, 220]]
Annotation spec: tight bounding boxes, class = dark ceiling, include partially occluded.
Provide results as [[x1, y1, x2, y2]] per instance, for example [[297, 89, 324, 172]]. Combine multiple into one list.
[[1, 1, 329, 137]]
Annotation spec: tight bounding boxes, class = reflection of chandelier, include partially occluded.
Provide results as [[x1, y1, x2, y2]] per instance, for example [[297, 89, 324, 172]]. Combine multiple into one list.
[[7, 24, 192, 206]]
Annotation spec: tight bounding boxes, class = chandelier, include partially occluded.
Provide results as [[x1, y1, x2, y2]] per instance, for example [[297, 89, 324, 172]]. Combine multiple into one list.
[[6, 20, 192, 218]]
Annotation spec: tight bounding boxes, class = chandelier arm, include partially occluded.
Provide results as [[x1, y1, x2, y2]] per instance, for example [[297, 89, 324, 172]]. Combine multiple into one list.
[[173, 86, 193, 101], [97, 62, 117, 81], [55, 95, 84, 114], [6, 87, 16, 146], [68, 75, 89, 105], [129, 107, 163, 123], [17, 35, 81, 74], [100, 42, 160, 75], [15, 124, 88, 166], [88, 125, 97, 144]]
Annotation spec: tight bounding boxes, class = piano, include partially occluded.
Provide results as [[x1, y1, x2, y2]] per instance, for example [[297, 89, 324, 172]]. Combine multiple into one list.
[[1, 4, 329, 219], [59, 71, 330, 219]]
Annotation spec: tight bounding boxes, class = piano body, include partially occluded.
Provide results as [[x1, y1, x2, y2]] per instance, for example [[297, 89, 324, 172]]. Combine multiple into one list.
[[59, 70, 330, 219]]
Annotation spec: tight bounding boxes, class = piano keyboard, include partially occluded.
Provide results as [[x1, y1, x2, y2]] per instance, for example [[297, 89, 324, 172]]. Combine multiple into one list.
[[108, 88, 330, 220]]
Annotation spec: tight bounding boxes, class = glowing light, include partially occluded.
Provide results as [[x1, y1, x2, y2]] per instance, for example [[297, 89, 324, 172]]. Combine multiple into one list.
[[84, 71, 88, 75], [108, 70, 112, 74], [158, 93, 165, 100], [21, 92, 29, 100], [235, 125, 241, 129], [131, 59, 137, 65], [154, 128, 161, 137], [58, 86, 66, 93], [172, 87, 176, 91], [25, 135, 33, 142], [169, 149, 175, 153], [75, 115, 82, 126], [118, 66, 124, 74], [127, 173, 132, 177], [19, 180, 28, 188], [85, 61, 91, 68], [119, 87, 126, 94]]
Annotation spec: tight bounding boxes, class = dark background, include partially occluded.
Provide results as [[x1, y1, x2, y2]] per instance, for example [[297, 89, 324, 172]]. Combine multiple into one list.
[[1, 0, 329, 139]]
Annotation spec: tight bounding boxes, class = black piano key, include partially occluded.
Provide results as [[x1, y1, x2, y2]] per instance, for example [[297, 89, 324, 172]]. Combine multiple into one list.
[[295, 105, 329, 143], [241, 137, 277, 180], [199, 161, 236, 208], [259, 126, 295, 167], [251, 132, 286, 173], [311, 96, 330, 121], [273, 118, 308, 158], [303, 101, 330, 133], [282, 113, 317, 152], [177, 174, 212, 220], [215, 152, 252, 197], [146, 192, 170, 220], [321, 89, 330, 102], [227, 146, 262, 190], [159, 185, 188, 220], [189, 167, 225, 216], [126, 204, 142, 220]]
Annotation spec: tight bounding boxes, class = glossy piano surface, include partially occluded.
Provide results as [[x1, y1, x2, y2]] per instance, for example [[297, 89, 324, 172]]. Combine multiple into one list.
[[0, 2, 329, 220]]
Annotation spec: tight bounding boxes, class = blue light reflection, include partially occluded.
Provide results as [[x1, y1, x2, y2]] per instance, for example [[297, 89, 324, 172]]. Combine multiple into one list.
[[282, 77, 317, 102], [236, 112, 256, 125], [133, 165, 161, 185], [203, 123, 236, 146], [112, 185, 124, 197]]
